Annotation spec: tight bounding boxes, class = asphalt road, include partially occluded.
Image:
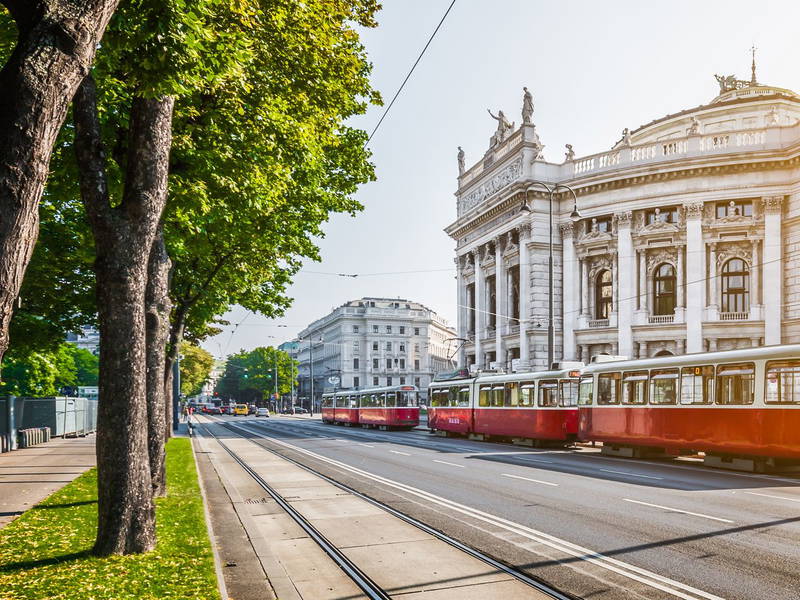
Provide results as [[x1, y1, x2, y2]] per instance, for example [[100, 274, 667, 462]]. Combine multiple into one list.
[[207, 414, 800, 600]]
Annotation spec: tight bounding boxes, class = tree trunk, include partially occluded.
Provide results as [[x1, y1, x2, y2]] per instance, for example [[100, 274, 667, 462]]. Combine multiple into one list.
[[74, 75, 175, 556], [0, 0, 119, 365], [145, 228, 171, 498], [163, 303, 188, 437]]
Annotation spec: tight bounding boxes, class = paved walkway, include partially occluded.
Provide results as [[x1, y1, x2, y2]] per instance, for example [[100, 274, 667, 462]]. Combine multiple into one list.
[[0, 436, 96, 529]]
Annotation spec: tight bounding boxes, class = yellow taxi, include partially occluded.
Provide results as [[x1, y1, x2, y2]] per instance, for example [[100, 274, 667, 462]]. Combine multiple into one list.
[[233, 403, 249, 416]]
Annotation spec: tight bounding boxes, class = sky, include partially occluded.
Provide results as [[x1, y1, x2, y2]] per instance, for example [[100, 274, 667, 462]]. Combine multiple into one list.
[[201, 0, 800, 359]]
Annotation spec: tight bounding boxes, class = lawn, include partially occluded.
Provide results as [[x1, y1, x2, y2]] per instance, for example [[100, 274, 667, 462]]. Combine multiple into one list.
[[0, 438, 220, 600]]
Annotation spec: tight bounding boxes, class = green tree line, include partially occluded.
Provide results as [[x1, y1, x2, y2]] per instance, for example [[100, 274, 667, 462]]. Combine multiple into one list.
[[216, 347, 297, 404]]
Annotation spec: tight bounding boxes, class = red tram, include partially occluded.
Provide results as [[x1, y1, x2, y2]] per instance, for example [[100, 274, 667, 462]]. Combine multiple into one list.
[[428, 365, 583, 445], [577, 344, 800, 467], [321, 385, 420, 430]]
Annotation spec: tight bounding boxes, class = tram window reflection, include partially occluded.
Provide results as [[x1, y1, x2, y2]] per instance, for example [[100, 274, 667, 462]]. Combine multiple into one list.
[[457, 387, 470, 407], [520, 383, 536, 407], [622, 371, 648, 405], [538, 380, 559, 407], [650, 369, 679, 405], [578, 377, 594, 405], [448, 386, 459, 407], [431, 389, 448, 407], [680, 366, 714, 404], [560, 380, 579, 407], [491, 386, 504, 407], [479, 385, 492, 407], [765, 360, 800, 405], [716, 363, 755, 405], [505, 382, 520, 407], [597, 373, 621, 405]]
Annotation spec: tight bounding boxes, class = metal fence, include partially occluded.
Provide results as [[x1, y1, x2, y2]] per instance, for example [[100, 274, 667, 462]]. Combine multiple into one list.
[[0, 396, 98, 453]]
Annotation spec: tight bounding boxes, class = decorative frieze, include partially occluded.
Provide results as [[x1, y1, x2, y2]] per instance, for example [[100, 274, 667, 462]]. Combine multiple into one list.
[[458, 157, 523, 215], [762, 195, 784, 214]]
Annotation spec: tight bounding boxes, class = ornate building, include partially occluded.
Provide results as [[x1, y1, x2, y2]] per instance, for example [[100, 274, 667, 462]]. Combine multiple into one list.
[[447, 67, 800, 371]]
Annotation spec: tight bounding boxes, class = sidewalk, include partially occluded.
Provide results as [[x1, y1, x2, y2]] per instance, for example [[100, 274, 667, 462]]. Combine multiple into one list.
[[0, 435, 96, 529]]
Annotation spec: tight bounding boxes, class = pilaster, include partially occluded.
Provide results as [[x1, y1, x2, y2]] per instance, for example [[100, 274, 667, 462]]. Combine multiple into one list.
[[685, 202, 704, 353], [763, 196, 783, 345]]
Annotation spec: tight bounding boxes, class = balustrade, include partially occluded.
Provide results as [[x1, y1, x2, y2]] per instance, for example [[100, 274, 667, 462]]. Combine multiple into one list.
[[719, 311, 749, 321]]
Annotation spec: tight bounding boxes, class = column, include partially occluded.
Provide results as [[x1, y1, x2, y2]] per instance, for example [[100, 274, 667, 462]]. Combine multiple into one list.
[[495, 236, 506, 368], [474, 248, 485, 369], [615, 212, 634, 357], [639, 340, 648, 358], [685, 203, 704, 353], [456, 256, 467, 367], [763, 196, 783, 345], [580, 258, 590, 317], [561, 223, 577, 360], [637, 250, 647, 312], [708, 243, 718, 309], [676, 245, 685, 308], [519, 223, 532, 368], [750, 239, 761, 320]]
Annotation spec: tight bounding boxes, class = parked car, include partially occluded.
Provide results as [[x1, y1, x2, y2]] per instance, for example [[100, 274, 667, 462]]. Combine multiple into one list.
[[256, 407, 270, 417], [221, 405, 233, 415], [205, 406, 222, 415], [233, 403, 248, 416], [248, 404, 258, 415], [293, 406, 309, 414]]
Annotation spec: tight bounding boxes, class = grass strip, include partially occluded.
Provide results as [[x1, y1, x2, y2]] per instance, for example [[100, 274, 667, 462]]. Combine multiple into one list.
[[0, 438, 220, 600]]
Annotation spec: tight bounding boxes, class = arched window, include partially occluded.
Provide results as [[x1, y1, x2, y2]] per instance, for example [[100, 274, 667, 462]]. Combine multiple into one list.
[[653, 263, 676, 316], [721, 258, 749, 313], [595, 270, 612, 319]]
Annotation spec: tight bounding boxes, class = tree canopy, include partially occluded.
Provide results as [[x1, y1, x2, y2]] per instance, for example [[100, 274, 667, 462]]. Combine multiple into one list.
[[179, 342, 214, 397], [216, 346, 297, 403]]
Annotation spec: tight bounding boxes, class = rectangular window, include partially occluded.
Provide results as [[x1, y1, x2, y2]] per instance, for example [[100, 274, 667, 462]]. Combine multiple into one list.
[[399, 359, 405, 369], [479, 385, 491, 407], [386, 325, 392, 333], [650, 369, 679, 404], [587, 216, 612, 233], [373, 358, 378, 369], [353, 325, 359, 333], [399, 343, 405, 352], [597, 373, 621, 405], [400, 326, 405, 334], [622, 371, 648, 405], [354, 376, 360, 388], [387, 376, 392, 386], [716, 200, 753, 218], [538, 380, 559, 407], [680, 366, 714, 405], [386, 359, 392, 369], [414, 359, 420, 370], [716, 362, 755, 405], [373, 325, 378, 333], [457, 386, 470, 406], [560, 380, 579, 407], [373, 377, 379, 386], [414, 327, 420, 335], [384, 392, 395, 407], [645, 207, 678, 225], [431, 388, 447, 407], [399, 376, 405, 385], [765, 360, 800, 404], [505, 382, 520, 407], [386, 342, 392, 351], [520, 382, 536, 407], [414, 377, 421, 387], [353, 358, 359, 369], [490, 385, 504, 407], [578, 377, 594, 405], [372, 342, 378, 351]]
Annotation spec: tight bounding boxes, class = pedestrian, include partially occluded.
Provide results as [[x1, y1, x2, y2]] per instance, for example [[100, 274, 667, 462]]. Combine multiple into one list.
[[181, 405, 189, 422]]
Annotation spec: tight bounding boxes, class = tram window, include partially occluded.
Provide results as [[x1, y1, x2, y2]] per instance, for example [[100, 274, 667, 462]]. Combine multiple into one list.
[[650, 369, 679, 405], [520, 383, 536, 407], [765, 361, 800, 405], [622, 371, 648, 405], [578, 377, 593, 405], [597, 373, 621, 405], [479, 385, 492, 407], [505, 382, 520, 407], [322, 397, 331, 408], [491, 386, 505, 407], [716, 363, 755, 405], [560, 380, 579, 407], [350, 396, 358, 409], [538, 380, 559, 407], [431, 389, 447, 407], [457, 387, 471, 407], [448, 386, 460, 407], [385, 392, 396, 408], [680, 366, 714, 405]]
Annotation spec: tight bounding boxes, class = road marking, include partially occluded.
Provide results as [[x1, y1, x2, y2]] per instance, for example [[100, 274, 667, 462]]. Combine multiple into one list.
[[601, 469, 663, 480], [358, 443, 376, 448], [390, 450, 411, 456], [233, 422, 722, 600], [623, 499, 734, 524], [502, 473, 559, 487], [518, 457, 555, 464], [744, 491, 800, 504], [433, 460, 465, 468]]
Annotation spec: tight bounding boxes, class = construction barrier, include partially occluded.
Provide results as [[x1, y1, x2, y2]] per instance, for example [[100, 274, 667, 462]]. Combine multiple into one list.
[[18, 427, 51, 448]]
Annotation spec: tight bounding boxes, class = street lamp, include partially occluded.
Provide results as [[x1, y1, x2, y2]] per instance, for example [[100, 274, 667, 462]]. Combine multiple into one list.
[[520, 181, 582, 369]]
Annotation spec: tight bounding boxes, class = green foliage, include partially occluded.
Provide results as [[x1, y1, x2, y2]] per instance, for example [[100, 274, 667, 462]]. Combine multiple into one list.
[[72, 348, 100, 387], [216, 346, 297, 402], [179, 342, 214, 396], [0, 344, 93, 397], [0, 438, 219, 599]]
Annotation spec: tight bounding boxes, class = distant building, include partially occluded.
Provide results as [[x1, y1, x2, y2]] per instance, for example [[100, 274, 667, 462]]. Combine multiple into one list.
[[291, 298, 456, 405], [65, 325, 100, 356]]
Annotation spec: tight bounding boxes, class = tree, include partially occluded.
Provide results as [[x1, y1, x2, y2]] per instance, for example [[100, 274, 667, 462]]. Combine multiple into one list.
[[216, 347, 297, 404], [72, 347, 99, 386], [0, 342, 84, 396], [0, 1, 119, 366], [179, 342, 213, 397]]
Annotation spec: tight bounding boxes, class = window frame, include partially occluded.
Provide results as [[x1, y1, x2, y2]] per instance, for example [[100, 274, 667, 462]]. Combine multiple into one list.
[[596, 373, 621, 405], [653, 263, 676, 316], [715, 362, 756, 405], [649, 368, 679, 405], [765, 360, 800, 405], [721, 258, 750, 314], [621, 371, 648, 405], [679, 365, 714, 405], [578, 377, 594, 405], [538, 379, 559, 407], [595, 270, 613, 319]]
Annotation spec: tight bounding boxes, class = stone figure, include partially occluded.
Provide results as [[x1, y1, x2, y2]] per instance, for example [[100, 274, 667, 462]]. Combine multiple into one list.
[[521, 87, 534, 124], [487, 108, 514, 145], [621, 127, 632, 146], [714, 73, 738, 94], [564, 144, 575, 162], [765, 106, 779, 126], [457, 146, 465, 175], [687, 116, 701, 135]]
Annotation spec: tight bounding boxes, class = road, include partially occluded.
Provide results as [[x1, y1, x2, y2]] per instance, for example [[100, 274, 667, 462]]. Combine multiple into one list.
[[207, 414, 800, 600]]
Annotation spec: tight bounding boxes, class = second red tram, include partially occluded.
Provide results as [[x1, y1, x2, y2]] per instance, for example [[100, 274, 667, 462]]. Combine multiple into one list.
[[428, 365, 583, 445], [321, 385, 420, 430]]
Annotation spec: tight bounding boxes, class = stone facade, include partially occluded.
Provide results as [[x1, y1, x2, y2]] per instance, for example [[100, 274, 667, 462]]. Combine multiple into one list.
[[447, 78, 800, 371], [292, 298, 456, 403]]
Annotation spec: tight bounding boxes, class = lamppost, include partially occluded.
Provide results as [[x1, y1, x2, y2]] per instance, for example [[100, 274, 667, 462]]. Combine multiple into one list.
[[520, 182, 581, 369]]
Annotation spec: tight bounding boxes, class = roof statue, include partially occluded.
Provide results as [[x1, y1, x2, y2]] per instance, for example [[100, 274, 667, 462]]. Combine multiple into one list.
[[457, 146, 465, 175], [687, 116, 701, 135], [715, 47, 760, 94], [487, 109, 514, 147], [521, 87, 534, 124], [564, 144, 575, 162]]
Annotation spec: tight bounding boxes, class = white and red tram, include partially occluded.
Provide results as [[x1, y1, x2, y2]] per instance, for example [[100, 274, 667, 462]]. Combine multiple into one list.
[[428, 365, 583, 444], [321, 385, 420, 430], [577, 344, 800, 464]]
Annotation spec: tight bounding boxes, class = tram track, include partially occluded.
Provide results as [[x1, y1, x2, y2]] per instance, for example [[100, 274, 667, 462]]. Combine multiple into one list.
[[197, 416, 576, 600]]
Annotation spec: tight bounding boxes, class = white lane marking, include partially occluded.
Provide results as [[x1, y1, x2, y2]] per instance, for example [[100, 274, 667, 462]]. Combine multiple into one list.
[[502, 473, 559, 487], [358, 443, 376, 448], [231, 422, 722, 600], [433, 460, 465, 468], [390, 450, 411, 456], [518, 457, 555, 464], [601, 469, 663, 480], [623, 499, 734, 524], [744, 491, 800, 504]]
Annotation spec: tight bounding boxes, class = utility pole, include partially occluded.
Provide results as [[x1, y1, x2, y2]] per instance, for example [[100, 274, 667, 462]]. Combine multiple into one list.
[[274, 349, 279, 411], [309, 338, 314, 415]]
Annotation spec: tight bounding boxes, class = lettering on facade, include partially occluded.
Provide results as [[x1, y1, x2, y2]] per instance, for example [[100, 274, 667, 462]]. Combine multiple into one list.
[[459, 157, 523, 215]]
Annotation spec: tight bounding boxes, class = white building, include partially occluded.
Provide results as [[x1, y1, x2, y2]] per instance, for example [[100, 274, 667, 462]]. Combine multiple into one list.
[[292, 298, 456, 403], [65, 325, 100, 356], [448, 66, 800, 371]]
